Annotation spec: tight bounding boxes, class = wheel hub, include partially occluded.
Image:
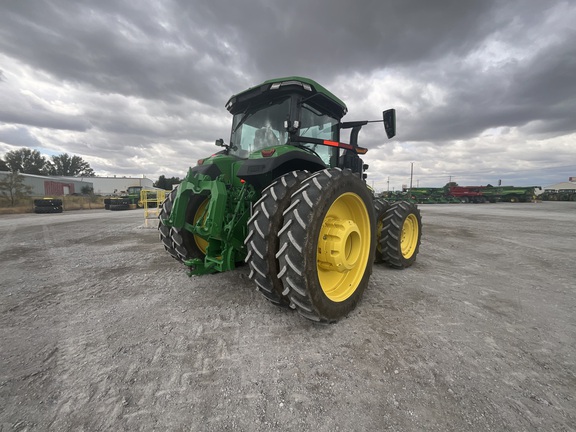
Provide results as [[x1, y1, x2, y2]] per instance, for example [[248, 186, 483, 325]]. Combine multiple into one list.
[[400, 213, 418, 258], [317, 217, 361, 272]]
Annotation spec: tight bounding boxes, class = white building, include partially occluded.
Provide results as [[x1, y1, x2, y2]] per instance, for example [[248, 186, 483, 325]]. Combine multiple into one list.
[[0, 171, 93, 196], [543, 181, 576, 191], [0, 172, 161, 196], [70, 176, 155, 195]]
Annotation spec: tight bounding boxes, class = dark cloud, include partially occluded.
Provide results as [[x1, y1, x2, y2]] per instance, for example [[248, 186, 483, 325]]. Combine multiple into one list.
[[0, 127, 43, 148], [0, 0, 574, 187], [0, 0, 504, 103], [0, 1, 243, 105], [0, 88, 91, 132]]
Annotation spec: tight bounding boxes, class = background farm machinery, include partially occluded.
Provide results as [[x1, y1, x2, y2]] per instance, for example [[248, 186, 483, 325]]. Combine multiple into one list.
[[384, 184, 542, 204]]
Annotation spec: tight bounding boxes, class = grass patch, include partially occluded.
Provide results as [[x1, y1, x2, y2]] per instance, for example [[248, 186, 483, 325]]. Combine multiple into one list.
[[0, 196, 107, 214]]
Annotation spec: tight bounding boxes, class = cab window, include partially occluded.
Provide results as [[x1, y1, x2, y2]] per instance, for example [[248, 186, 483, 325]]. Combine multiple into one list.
[[298, 103, 338, 165]]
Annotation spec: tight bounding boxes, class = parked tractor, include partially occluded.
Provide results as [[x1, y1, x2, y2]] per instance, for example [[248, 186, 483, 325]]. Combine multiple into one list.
[[104, 186, 143, 210], [158, 77, 422, 322]]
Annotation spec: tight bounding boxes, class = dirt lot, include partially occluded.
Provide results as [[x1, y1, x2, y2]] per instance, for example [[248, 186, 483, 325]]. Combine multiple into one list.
[[1, 202, 575, 431]]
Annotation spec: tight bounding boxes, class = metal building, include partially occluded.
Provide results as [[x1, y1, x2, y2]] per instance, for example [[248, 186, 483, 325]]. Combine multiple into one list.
[[82, 176, 155, 195], [543, 181, 576, 191], [0, 171, 93, 196]]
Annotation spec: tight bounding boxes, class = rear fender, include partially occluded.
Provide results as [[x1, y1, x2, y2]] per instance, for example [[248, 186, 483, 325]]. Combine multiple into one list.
[[237, 148, 325, 189]]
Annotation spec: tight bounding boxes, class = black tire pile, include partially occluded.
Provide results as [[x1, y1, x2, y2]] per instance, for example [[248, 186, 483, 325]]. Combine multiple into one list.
[[104, 198, 132, 210], [34, 199, 63, 214]]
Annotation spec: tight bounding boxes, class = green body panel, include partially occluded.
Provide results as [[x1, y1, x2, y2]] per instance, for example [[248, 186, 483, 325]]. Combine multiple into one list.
[[201, 154, 244, 185], [164, 142, 329, 274], [163, 153, 256, 275]]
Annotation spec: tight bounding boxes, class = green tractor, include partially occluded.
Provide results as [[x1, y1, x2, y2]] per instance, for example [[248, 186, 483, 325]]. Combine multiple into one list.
[[105, 186, 143, 210], [158, 77, 422, 322]]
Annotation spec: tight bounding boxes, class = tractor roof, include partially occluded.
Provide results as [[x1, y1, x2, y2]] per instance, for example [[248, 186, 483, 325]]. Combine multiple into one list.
[[225, 76, 348, 119]]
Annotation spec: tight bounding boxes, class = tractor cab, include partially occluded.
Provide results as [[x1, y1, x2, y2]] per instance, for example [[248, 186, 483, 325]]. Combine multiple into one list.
[[221, 77, 395, 180], [217, 77, 395, 188], [224, 77, 345, 165], [127, 186, 143, 196]]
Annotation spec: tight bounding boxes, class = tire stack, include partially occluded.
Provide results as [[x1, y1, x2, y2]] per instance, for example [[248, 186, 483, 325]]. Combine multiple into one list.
[[34, 198, 63, 214], [108, 198, 131, 211]]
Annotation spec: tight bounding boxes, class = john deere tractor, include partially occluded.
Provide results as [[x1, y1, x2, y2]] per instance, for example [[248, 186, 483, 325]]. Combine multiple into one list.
[[105, 186, 143, 210], [159, 77, 422, 322]]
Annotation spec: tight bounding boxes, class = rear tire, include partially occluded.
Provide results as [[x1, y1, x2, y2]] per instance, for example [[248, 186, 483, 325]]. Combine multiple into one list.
[[245, 171, 309, 307], [373, 198, 390, 263], [276, 168, 376, 322], [381, 201, 422, 269]]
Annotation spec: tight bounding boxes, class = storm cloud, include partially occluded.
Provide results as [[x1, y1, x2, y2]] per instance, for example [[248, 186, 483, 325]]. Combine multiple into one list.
[[0, 0, 574, 189]]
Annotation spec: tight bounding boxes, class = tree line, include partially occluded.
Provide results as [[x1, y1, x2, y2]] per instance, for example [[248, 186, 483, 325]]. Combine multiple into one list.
[[153, 175, 181, 190], [1, 147, 182, 206], [0, 147, 95, 177]]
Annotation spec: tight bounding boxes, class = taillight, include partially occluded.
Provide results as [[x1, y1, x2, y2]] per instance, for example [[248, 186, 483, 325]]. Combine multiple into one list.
[[261, 149, 276, 157]]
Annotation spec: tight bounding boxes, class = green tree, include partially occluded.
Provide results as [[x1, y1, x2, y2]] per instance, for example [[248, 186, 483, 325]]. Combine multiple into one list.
[[4, 148, 49, 175], [0, 171, 33, 206], [80, 185, 94, 195], [154, 175, 180, 190], [0, 158, 8, 171], [48, 153, 95, 177]]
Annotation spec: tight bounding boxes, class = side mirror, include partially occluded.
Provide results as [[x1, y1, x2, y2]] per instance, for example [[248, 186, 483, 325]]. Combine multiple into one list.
[[215, 138, 224, 147], [383, 109, 396, 139]]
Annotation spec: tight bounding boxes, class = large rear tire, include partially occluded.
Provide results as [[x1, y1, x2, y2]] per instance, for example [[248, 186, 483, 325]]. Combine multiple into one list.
[[158, 187, 208, 264], [373, 198, 390, 263], [245, 171, 308, 307], [276, 168, 376, 322], [381, 201, 422, 269]]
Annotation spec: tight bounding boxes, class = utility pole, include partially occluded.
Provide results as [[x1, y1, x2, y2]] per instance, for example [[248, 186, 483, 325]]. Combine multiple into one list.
[[410, 162, 414, 190], [387, 177, 390, 192]]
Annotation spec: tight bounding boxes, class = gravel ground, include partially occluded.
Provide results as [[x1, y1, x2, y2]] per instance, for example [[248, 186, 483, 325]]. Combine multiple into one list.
[[1, 202, 575, 431]]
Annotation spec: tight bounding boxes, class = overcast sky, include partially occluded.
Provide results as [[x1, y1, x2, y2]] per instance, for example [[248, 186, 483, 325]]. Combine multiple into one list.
[[1, 0, 575, 190]]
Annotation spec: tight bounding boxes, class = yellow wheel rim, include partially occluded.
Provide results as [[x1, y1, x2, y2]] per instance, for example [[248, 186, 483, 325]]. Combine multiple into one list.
[[401, 213, 419, 259], [316, 193, 371, 302], [194, 198, 209, 254]]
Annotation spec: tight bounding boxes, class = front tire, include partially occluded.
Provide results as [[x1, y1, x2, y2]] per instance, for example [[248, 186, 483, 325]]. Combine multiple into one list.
[[276, 168, 376, 322], [158, 187, 208, 264]]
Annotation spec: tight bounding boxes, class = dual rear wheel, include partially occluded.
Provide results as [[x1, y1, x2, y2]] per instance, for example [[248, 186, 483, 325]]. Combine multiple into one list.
[[246, 168, 422, 323]]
